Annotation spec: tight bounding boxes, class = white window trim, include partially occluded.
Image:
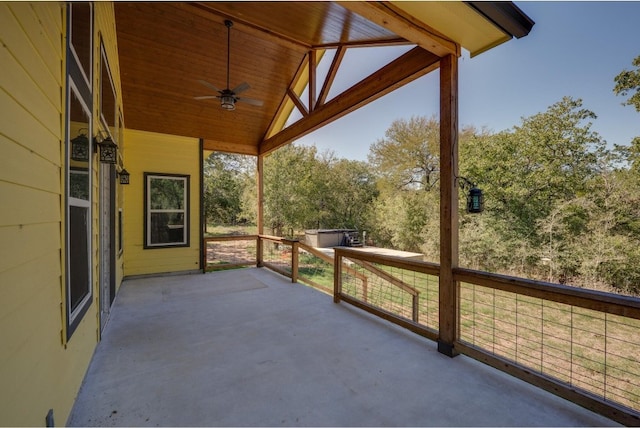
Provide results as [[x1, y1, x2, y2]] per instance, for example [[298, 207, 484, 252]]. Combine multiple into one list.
[[145, 174, 189, 248]]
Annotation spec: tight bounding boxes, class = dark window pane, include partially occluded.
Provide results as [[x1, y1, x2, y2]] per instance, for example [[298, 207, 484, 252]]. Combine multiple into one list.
[[70, 3, 91, 82], [69, 206, 90, 312], [101, 46, 116, 129], [150, 212, 185, 244], [150, 178, 185, 210]]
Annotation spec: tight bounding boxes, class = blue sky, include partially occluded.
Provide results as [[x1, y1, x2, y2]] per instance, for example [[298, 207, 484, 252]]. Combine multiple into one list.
[[294, 1, 640, 161]]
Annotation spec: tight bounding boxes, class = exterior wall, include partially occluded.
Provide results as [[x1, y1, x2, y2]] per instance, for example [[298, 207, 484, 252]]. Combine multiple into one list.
[[123, 129, 201, 276], [95, 1, 125, 292], [0, 3, 124, 425]]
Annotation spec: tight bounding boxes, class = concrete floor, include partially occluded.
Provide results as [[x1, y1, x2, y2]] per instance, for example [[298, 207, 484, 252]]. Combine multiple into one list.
[[68, 268, 618, 427]]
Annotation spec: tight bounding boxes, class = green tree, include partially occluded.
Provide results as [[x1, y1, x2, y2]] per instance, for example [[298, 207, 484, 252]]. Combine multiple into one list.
[[368, 115, 440, 192], [613, 54, 640, 112], [262, 144, 377, 236], [203, 152, 254, 228], [461, 97, 604, 247]]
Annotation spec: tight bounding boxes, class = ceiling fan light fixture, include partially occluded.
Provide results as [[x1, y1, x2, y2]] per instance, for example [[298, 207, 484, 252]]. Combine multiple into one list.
[[220, 95, 236, 111]]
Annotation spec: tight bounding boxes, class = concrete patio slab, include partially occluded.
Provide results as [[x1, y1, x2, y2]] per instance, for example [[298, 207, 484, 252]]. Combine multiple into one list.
[[68, 268, 618, 427]]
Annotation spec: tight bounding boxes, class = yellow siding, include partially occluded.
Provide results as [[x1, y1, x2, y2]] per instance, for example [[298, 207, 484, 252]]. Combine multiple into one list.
[[0, 2, 124, 425], [123, 129, 201, 276], [0, 3, 90, 426]]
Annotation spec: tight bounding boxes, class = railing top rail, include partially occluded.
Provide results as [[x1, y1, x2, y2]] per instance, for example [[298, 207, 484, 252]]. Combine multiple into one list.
[[259, 234, 289, 243], [455, 267, 640, 320], [335, 247, 440, 276], [204, 234, 259, 243]]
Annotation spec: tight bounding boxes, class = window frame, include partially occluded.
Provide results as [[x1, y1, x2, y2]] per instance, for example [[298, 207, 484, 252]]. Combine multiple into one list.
[[65, 78, 93, 339], [68, 3, 92, 90], [99, 40, 117, 139], [65, 3, 94, 341], [144, 173, 190, 249]]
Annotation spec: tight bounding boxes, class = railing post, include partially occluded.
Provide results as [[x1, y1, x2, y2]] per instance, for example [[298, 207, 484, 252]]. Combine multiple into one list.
[[334, 249, 342, 303], [289, 239, 299, 283], [256, 235, 264, 267], [202, 237, 208, 272], [412, 293, 420, 323]]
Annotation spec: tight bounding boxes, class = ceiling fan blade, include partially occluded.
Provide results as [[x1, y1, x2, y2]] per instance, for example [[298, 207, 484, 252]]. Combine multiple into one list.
[[197, 79, 222, 94], [237, 97, 264, 107], [193, 95, 220, 100], [231, 82, 251, 94]]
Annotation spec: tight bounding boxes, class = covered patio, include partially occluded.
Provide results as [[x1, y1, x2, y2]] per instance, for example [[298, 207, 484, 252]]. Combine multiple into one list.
[[68, 268, 616, 426]]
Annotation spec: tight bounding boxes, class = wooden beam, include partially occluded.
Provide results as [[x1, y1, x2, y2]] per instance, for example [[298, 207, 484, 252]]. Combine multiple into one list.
[[287, 87, 308, 117], [312, 38, 409, 50], [438, 54, 459, 357], [308, 50, 317, 111], [190, 3, 310, 53], [317, 46, 346, 107], [338, 1, 460, 57], [202, 139, 258, 156], [263, 54, 309, 140], [260, 46, 439, 155]]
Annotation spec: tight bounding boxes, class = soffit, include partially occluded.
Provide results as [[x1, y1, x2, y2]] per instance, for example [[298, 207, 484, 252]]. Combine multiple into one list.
[[392, 1, 511, 57]]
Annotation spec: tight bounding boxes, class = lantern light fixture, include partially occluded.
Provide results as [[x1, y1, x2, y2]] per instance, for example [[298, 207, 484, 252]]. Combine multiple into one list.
[[458, 176, 484, 214], [96, 134, 118, 164], [70, 130, 90, 162], [119, 168, 130, 185]]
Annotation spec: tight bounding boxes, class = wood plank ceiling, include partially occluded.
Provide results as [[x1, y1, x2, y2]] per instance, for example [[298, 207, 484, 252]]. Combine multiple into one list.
[[114, 2, 418, 155], [114, 2, 531, 156]]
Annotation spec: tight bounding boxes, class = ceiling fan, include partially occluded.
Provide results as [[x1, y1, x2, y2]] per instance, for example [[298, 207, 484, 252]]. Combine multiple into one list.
[[194, 20, 263, 111]]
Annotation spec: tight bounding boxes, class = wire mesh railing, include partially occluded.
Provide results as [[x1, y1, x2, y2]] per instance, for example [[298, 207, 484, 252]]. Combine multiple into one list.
[[335, 247, 440, 339], [203, 235, 258, 271], [455, 268, 640, 420], [261, 235, 294, 278], [295, 243, 337, 295]]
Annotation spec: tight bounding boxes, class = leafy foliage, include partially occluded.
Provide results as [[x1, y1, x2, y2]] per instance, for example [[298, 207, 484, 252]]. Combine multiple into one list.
[[202, 71, 640, 295], [203, 152, 254, 227], [613, 54, 640, 112]]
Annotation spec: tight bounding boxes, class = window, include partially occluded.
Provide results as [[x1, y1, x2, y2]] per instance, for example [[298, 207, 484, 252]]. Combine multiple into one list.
[[145, 174, 190, 248], [100, 42, 117, 137], [66, 82, 93, 337], [65, 4, 93, 340], [69, 3, 92, 88]]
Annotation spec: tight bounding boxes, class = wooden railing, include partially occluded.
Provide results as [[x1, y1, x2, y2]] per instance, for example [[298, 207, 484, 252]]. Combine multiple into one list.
[[203, 235, 258, 271], [334, 247, 440, 340], [204, 234, 640, 424], [454, 268, 640, 426]]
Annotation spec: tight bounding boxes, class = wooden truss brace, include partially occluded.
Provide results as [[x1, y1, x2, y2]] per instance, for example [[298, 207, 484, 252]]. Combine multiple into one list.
[[260, 46, 440, 155]]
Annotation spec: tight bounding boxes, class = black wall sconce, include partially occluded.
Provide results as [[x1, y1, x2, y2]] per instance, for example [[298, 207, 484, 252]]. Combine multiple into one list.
[[70, 130, 90, 162], [458, 176, 484, 214], [119, 168, 130, 185], [96, 134, 118, 164]]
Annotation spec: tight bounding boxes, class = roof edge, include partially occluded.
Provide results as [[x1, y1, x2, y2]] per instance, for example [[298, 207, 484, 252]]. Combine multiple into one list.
[[465, 2, 535, 39]]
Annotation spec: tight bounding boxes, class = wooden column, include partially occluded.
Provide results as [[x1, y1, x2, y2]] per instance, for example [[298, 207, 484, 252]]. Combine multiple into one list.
[[285, 239, 299, 283], [438, 54, 460, 357], [333, 250, 343, 303], [257, 154, 264, 267]]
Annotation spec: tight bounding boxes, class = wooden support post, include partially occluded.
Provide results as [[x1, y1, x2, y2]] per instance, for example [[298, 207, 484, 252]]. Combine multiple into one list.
[[413, 293, 420, 324], [257, 155, 264, 267], [438, 54, 460, 357], [334, 250, 343, 303], [287, 239, 299, 283]]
